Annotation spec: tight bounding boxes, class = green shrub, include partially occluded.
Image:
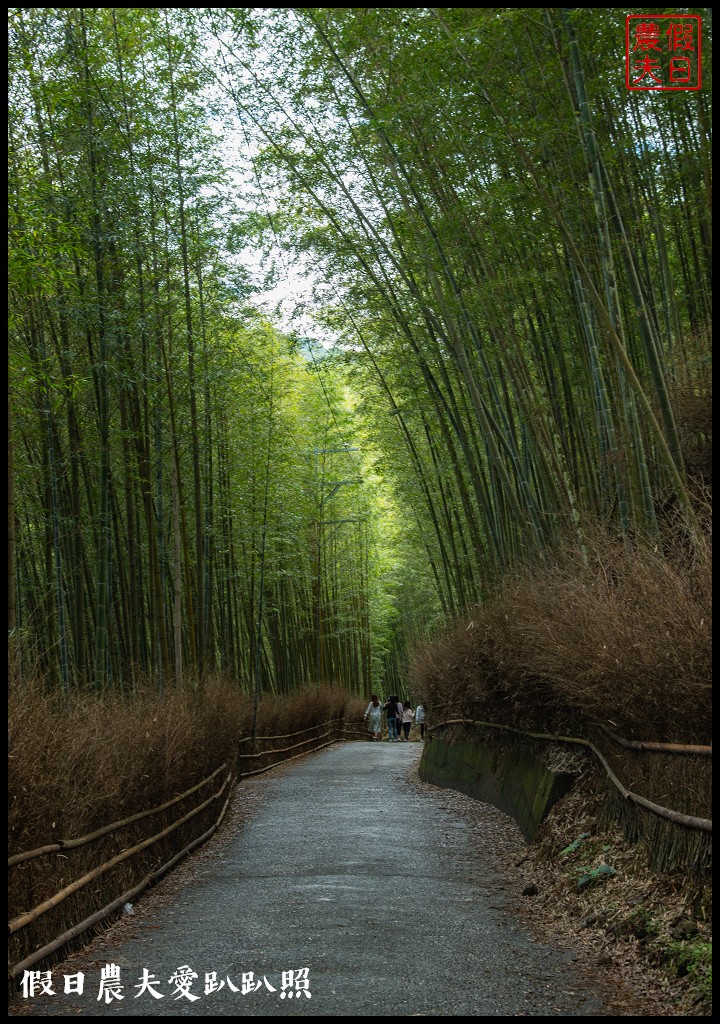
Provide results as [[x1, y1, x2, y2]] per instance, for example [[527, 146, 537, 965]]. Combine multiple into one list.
[[666, 937, 712, 1004]]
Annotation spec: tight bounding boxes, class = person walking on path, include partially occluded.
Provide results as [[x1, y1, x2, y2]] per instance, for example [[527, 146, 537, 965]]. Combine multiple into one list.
[[400, 701, 414, 741], [384, 695, 399, 741], [363, 695, 383, 740], [415, 703, 426, 741]]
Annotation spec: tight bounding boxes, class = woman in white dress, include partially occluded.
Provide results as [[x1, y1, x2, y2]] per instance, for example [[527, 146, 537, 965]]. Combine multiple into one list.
[[363, 695, 383, 740]]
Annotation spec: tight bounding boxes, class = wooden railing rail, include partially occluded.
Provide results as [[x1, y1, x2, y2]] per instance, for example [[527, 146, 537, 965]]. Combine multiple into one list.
[[429, 718, 712, 833], [9, 773, 232, 936], [8, 764, 228, 868], [597, 723, 711, 755], [237, 730, 334, 758], [236, 716, 369, 776], [8, 777, 235, 980], [238, 730, 336, 777], [238, 720, 337, 744]]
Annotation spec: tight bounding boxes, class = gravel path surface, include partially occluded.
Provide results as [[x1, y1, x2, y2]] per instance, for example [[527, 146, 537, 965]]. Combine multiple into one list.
[[10, 742, 616, 1017]]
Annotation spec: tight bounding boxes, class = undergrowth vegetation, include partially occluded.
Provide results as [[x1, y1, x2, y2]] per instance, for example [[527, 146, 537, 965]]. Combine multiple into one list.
[[517, 766, 712, 1015], [7, 677, 365, 858], [411, 524, 711, 744], [8, 675, 365, 979], [661, 937, 712, 1006]]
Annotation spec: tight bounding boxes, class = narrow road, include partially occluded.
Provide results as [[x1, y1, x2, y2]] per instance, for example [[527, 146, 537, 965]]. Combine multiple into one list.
[[12, 743, 612, 1016]]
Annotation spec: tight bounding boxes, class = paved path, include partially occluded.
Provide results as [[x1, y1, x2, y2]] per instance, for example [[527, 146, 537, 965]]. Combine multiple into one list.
[[11, 743, 611, 1016]]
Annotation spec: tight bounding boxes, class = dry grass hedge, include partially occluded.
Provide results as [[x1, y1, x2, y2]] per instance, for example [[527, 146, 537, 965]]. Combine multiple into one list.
[[411, 530, 711, 745], [241, 684, 367, 740], [8, 674, 246, 858], [7, 674, 366, 976], [410, 529, 711, 880]]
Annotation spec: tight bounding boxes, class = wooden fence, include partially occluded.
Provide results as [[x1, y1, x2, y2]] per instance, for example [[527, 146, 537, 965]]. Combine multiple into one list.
[[237, 718, 368, 777], [427, 717, 712, 875], [8, 716, 367, 983]]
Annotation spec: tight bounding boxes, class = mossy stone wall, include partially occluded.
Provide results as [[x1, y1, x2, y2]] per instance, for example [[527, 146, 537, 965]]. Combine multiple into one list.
[[419, 732, 576, 841]]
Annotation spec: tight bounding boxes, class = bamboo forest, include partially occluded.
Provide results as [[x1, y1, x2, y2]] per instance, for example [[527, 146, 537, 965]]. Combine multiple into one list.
[[7, 9, 712, 1010], [8, 7, 712, 694]]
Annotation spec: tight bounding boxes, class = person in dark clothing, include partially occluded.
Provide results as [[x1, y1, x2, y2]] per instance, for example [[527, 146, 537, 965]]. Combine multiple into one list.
[[383, 695, 399, 741], [395, 697, 404, 728]]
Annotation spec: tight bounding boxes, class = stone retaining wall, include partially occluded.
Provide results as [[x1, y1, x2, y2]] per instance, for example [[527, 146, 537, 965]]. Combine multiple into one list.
[[419, 731, 576, 840]]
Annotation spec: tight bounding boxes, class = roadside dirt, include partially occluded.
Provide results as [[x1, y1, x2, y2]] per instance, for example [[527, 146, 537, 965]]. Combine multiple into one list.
[[8, 742, 710, 1017], [418, 759, 712, 1017]]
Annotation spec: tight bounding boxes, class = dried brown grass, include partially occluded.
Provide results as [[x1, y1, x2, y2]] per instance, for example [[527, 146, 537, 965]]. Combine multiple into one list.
[[7, 674, 366, 976], [243, 684, 367, 739], [8, 676, 365, 859], [8, 674, 246, 858], [411, 530, 711, 744]]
